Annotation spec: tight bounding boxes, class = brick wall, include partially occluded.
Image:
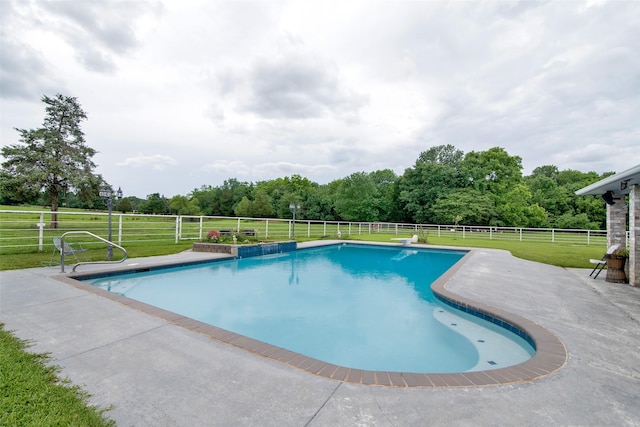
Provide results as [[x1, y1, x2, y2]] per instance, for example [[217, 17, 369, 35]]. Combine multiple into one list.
[[607, 195, 627, 249], [630, 185, 639, 287]]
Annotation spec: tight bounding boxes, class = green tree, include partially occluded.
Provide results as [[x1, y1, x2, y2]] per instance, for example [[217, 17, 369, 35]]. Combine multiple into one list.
[[461, 147, 523, 194], [218, 178, 253, 216], [255, 179, 287, 215], [234, 196, 253, 217], [554, 212, 600, 230], [397, 145, 465, 223], [553, 169, 607, 228], [574, 196, 606, 229], [397, 162, 459, 223], [557, 169, 606, 188], [334, 172, 380, 221], [1, 94, 101, 228], [368, 169, 398, 222], [497, 183, 548, 227], [251, 190, 275, 217], [190, 185, 220, 216], [417, 144, 464, 167], [232, 192, 274, 218], [529, 165, 559, 180], [255, 174, 319, 218], [169, 195, 201, 215], [525, 174, 571, 219], [0, 173, 40, 205], [526, 204, 551, 228], [277, 191, 304, 219], [140, 193, 169, 214], [431, 188, 495, 226], [116, 197, 133, 213], [303, 185, 336, 220]]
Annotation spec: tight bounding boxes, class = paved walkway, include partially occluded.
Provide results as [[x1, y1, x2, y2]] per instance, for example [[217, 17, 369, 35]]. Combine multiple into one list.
[[1, 246, 639, 426]]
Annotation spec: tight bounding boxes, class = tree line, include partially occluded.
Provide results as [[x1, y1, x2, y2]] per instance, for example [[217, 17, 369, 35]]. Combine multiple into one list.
[[1, 94, 609, 229], [156, 145, 606, 230]]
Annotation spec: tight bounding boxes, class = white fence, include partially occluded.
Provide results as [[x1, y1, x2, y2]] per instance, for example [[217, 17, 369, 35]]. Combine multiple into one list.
[[0, 209, 611, 253]]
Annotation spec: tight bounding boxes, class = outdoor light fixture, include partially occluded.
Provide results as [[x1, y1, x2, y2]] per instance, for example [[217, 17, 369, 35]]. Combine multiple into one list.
[[289, 203, 301, 239], [601, 191, 615, 206], [100, 186, 124, 259], [620, 180, 629, 191]]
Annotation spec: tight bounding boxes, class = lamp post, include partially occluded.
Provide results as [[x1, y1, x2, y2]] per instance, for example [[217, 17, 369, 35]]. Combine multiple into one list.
[[289, 202, 300, 240], [99, 186, 123, 259]]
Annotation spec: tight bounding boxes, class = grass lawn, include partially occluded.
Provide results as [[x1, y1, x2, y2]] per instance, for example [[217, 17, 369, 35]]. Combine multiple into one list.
[[427, 236, 602, 268], [0, 241, 195, 271], [0, 324, 115, 426], [311, 233, 605, 268]]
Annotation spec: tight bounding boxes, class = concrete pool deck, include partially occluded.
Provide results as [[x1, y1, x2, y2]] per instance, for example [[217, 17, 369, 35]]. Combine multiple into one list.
[[1, 244, 639, 425]]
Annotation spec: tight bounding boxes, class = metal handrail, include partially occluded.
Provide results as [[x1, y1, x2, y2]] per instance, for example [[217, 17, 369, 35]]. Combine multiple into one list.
[[60, 231, 128, 273]]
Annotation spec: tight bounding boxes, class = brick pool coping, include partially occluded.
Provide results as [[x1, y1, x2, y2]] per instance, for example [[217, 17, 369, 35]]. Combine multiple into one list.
[[54, 246, 567, 388]]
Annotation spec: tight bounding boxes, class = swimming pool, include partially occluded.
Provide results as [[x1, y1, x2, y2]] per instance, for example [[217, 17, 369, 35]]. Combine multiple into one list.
[[84, 243, 534, 374]]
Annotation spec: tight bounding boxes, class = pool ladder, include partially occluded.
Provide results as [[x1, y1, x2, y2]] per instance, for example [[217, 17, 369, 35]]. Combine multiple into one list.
[[59, 231, 128, 273]]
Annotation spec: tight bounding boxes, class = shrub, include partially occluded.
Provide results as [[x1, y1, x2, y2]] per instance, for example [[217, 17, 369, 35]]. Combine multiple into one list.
[[613, 247, 629, 258], [205, 230, 220, 243]]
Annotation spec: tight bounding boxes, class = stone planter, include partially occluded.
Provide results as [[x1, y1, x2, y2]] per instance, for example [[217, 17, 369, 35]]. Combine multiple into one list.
[[192, 242, 237, 256]]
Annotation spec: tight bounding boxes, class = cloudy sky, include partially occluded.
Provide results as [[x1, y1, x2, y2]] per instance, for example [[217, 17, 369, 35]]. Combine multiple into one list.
[[1, 0, 638, 198]]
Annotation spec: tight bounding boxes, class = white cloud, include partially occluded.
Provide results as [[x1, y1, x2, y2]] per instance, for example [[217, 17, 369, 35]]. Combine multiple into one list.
[[1, 0, 638, 197], [117, 154, 178, 171], [202, 160, 337, 182]]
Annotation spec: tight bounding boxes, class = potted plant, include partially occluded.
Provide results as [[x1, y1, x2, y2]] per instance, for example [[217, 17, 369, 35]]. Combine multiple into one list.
[[605, 247, 629, 283], [608, 247, 629, 260]]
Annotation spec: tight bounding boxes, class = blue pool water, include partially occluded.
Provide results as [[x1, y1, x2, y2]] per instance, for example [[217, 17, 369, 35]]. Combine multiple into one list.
[[87, 244, 534, 373]]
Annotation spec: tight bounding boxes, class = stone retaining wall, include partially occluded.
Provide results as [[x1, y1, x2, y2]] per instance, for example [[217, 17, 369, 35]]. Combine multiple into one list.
[[193, 241, 297, 258]]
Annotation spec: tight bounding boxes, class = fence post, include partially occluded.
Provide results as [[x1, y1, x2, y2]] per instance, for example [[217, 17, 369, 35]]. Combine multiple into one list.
[[237, 218, 241, 232], [552, 229, 555, 243], [118, 214, 123, 245], [520, 228, 523, 242], [199, 216, 203, 240], [175, 216, 180, 243], [587, 230, 590, 245], [323, 222, 327, 236], [307, 221, 310, 238], [438, 225, 441, 237], [265, 219, 269, 239], [490, 227, 493, 240], [37, 213, 45, 252], [463, 226, 466, 239]]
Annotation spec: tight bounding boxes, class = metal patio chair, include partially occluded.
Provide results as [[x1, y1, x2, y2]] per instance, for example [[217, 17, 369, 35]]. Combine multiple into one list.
[[45, 237, 90, 266]]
